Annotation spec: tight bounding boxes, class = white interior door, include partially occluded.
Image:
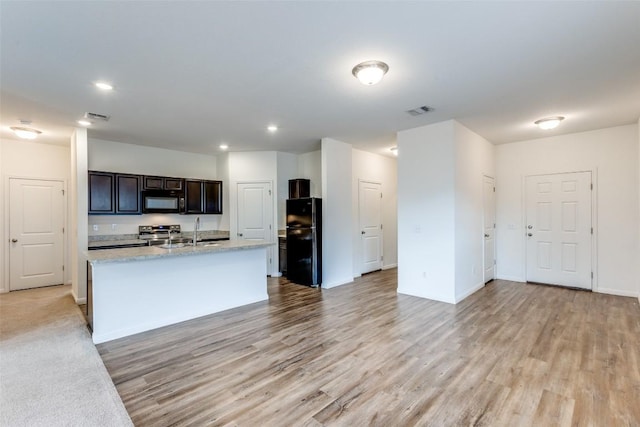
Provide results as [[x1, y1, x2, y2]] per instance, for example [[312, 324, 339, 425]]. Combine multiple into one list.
[[525, 172, 592, 289], [359, 181, 382, 274], [9, 178, 64, 291], [237, 182, 273, 271], [483, 176, 496, 283]]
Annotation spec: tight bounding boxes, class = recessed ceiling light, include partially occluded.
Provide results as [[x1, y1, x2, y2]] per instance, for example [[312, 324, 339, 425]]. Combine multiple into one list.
[[77, 120, 92, 126], [389, 146, 398, 156], [352, 60, 389, 85], [219, 144, 229, 150], [10, 126, 42, 140], [535, 116, 564, 130], [95, 81, 114, 91], [267, 125, 278, 132]]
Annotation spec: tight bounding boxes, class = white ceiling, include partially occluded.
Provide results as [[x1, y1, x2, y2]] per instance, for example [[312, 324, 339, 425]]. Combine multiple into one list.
[[1, 1, 639, 157]]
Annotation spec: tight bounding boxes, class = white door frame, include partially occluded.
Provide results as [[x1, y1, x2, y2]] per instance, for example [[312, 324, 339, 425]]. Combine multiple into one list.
[[4, 175, 68, 293], [482, 175, 496, 283], [358, 179, 383, 274], [522, 170, 598, 291], [232, 180, 276, 276]]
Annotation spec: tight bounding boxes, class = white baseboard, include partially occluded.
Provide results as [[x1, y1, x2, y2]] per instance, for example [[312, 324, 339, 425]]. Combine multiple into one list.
[[455, 281, 485, 303], [75, 297, 87, 304], [596, 287, 640, 298], [382, 263, 397, 270], [495, 275, 525, 283], [322, 277, 354, 289]]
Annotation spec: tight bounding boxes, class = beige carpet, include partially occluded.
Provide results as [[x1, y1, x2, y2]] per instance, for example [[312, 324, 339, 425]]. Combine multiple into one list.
[[0, 284, 132, 427]]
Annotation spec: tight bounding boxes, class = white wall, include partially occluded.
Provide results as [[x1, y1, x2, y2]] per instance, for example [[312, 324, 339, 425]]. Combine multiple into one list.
[[321, 138, 354, 288], [298, 150, 322, 197], [87, 139, 224, 235], [496, 124, 639, 297], [638, 117, 640, 301], [276, 152, 298, 230], [352, 149, 398, 275], [397, 120, 495, 304], [1, 138, 72, 293], [228, 151, 279, 275], [453, 122, 495, 301], [70, 128, 88, 303], [397, 121, 457, 303]]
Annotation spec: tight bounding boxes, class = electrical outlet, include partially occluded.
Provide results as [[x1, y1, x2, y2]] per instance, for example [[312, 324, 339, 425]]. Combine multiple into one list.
[[93, 225, 99, 231]]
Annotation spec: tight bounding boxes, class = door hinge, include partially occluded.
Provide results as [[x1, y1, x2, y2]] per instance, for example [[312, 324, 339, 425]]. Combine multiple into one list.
[[380, 193, 383, 198], [62, 189, 65, 195], [591, 227, 593, 234], [269, 224, 272, 230], [494, 260, 497, 265], [62, 227, 65, 233], [269, 189, 272, 196], [590, 183, 593, 190], [380, 224, 383, 230], [493, 187, 495, 192], [380, 256, 383, 261], [269, 258, 272, 264], [591, 272, 593, 279], [62, 265, 65, 271]]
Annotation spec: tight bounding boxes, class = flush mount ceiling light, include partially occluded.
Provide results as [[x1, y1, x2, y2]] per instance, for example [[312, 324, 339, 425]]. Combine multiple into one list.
[[535, 116, 565, 130], [352, 60, 389, 85], [10, 126, 42, 140], [77, 120, 92, 126], [95, 81, 114, 91], [389, 146, 398, 156], [267, 125, 278, 132], [219, 144, 229, 150]]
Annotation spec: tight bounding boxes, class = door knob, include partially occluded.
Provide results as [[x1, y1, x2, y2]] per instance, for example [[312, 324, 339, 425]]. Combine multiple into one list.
[[484, 234, 489, 238], [11, 239, 18, 243], [527, 225, 533, 229], [527, 233, 533, 237], [238, 233, 243, 237], [361, 231, 365, 235]]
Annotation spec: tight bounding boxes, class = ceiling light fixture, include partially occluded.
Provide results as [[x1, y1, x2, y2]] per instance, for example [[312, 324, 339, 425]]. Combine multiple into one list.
[[219, 144, 229, 150], [77, 120, 92, 126], [10, 126, 42, 140], [389, 146, 398, 156], [535, 116, 564, 130], [352, 60, 389, 85], [95, 81, 114, 91], [267, 125, 278, 132]]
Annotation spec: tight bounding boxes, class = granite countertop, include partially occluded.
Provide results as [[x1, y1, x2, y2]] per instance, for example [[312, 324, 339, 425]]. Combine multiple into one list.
[[88, 230, 230, 249], [87, 239, 273, 264]]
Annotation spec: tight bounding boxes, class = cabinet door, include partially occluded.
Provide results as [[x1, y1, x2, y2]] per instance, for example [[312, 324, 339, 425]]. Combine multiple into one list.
[[115, 174, 141, 214], [184, 180, 203, 213], [203, 180, 223, 214], [88, 172, 114, 214], [164, 178, 184, 191], [143, 176, 164, 190]]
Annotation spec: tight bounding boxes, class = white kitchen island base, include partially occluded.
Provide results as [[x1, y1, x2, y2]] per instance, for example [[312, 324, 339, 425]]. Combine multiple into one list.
[[89, 244, 268, 344]]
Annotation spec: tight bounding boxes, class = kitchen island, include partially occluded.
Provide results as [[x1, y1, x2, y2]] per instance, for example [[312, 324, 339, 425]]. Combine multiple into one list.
[[86, 240, 272, 344]]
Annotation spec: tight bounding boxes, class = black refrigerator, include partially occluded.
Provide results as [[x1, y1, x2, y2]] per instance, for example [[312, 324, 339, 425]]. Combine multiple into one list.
[[286, 198, 322, 287]]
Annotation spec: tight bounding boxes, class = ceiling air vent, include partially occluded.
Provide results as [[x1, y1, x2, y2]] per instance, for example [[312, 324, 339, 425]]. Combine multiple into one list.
[[406, 105, 433, 116], [84, 112, 110, 121]]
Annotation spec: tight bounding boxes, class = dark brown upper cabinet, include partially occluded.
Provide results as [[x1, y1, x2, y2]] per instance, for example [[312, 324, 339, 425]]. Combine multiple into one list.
[[89, 171, 141, 215], [115, 174, 142, 214], [88, 171, 115, 214], [143, 175, 184, 191], [184, 179, 223, 214]]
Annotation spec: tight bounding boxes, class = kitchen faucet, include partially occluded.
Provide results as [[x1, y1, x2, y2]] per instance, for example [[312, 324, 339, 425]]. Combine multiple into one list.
[[193, 216, 200, 245]]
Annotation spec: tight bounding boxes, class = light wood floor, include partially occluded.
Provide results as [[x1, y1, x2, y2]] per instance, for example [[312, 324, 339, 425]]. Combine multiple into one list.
[[98, 270, 640, 426]]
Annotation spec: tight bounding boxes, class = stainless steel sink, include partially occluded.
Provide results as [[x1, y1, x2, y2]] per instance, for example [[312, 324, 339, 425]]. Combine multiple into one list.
[[197, 242, 220, 247], [159, 242, 186, 249]]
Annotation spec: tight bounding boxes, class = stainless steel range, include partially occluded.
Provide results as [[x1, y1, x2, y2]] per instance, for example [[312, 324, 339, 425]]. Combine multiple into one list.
[[139, 224, 191, 246]]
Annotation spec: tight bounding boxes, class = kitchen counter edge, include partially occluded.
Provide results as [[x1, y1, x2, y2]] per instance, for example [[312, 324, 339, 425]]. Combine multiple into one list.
[[86, 240, 273, 264]]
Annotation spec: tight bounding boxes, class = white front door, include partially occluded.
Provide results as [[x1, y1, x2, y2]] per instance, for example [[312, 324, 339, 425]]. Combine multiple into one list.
[[359, 180, 382, 274], [237, 182, 273, 271], [9, 178, 65, 291], [525, 172, 592, 289], [483, 176, 496, 283]]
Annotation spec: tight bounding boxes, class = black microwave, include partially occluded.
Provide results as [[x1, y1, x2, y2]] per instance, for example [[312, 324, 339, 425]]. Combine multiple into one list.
[[141, 190, 185, 214]]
